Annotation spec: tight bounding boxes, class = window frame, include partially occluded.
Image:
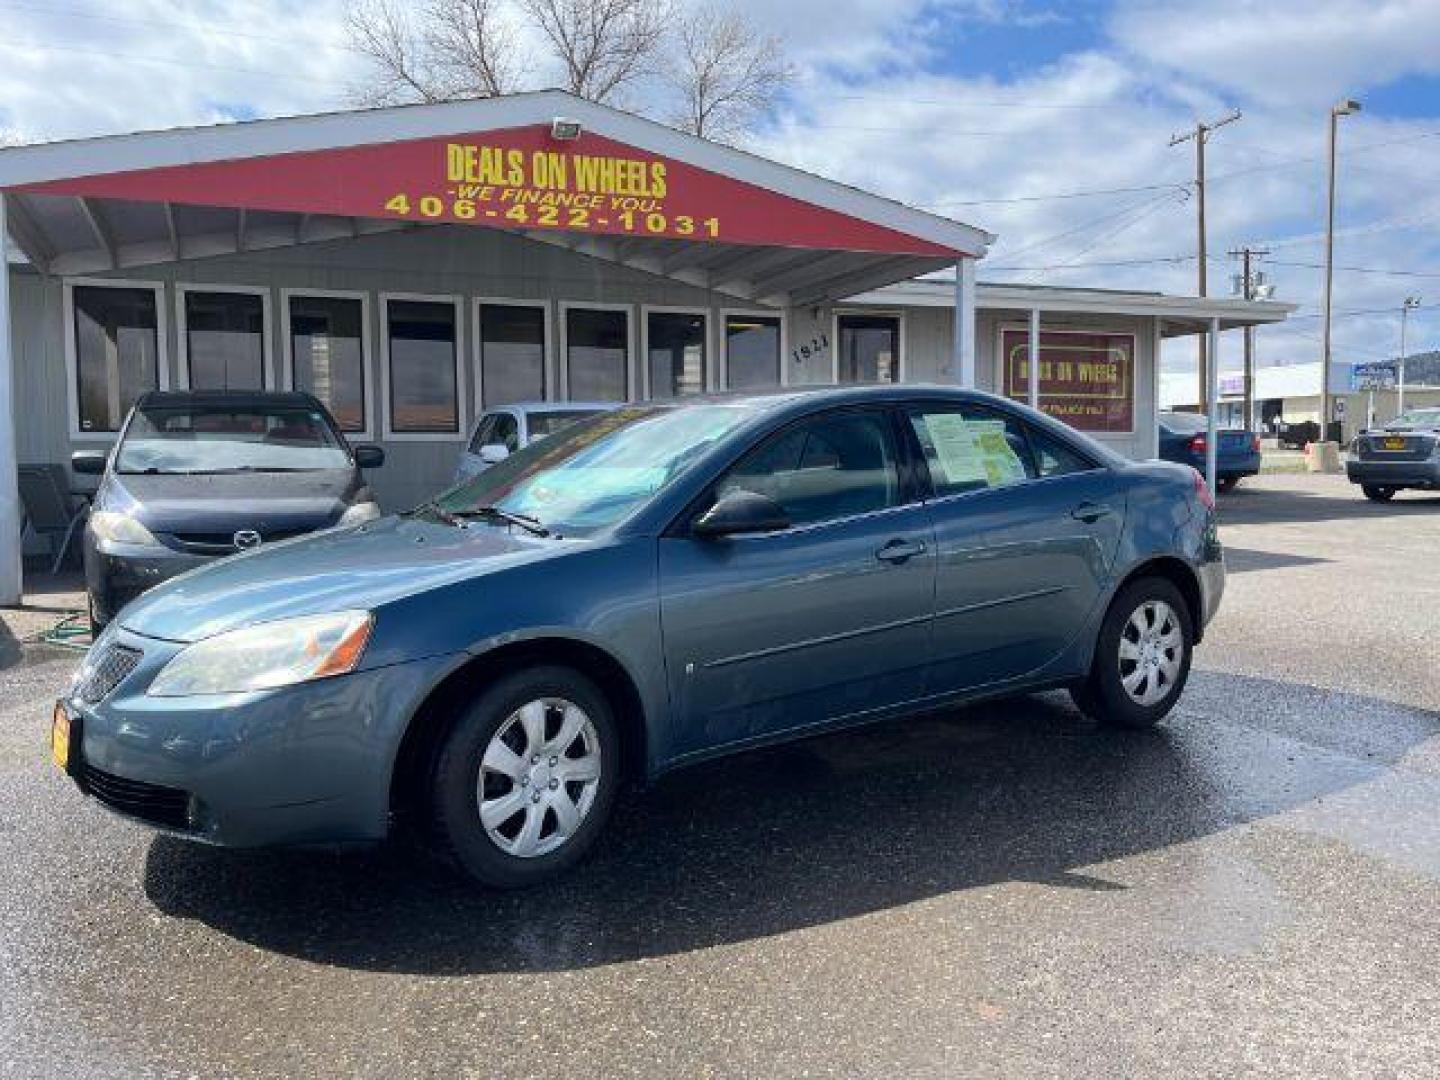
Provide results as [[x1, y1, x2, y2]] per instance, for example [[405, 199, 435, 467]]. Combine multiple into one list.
[[831, 309, 905, 385], [720, 308, 788, 390], [279, 287, 374, 439], [62, 276, 169, 441], [379, 291, 466, 442], [473, 297, 553, 413], [558, 301, 634, 402], [640, 305, 713, 399], [672, 404, 919, 538], [175, 283, 274, 392]]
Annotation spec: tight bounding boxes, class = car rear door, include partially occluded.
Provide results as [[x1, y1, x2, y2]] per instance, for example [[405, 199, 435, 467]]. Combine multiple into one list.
[[904, 402, 1126, 694], [657, 406, 936, 758]]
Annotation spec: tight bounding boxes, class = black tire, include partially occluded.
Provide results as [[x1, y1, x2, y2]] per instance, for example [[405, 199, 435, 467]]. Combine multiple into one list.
[[1362, 485, 1396, 502], [429, 664, 621, 889], [1216, 476, 1238, 494], [1069, 576, 1194, 729]]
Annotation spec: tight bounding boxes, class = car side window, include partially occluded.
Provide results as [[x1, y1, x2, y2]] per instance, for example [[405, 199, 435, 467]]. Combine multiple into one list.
[[492, 412, 520, 452], [1026, 424, 1097, 478], [716, 411, 901, 527], [468, 414, 498, 454], [906, 404, 1036, 497]]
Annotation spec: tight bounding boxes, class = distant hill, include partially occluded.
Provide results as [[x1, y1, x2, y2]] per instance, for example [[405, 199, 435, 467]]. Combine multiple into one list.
[[1399, 351, 1440, 386]]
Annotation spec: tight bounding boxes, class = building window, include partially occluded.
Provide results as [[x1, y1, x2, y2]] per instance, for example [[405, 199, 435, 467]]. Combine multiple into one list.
[[725, 314, 782, 389], [289, 294, 366, 432], [647, 311, 707, 398], [387, 298, 459, 433], [71, 285, 160, 433], [479, 303, 546, 408], [837, 313, 900, 384], [184, 289, 266, 390], [565, 307, 629, 401]]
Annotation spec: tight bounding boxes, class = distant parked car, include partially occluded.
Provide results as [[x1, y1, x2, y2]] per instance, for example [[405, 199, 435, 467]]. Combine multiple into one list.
[[455, 402, 618, 482], [73, 390, 385, 631], [1345, 407, 1440, 501], [55, 386, 1223, 889], [1157, 412, 1261, 492]]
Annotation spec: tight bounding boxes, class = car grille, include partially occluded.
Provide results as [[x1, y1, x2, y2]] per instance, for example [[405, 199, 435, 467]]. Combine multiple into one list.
[[1357, 434, 1434, 462], [165, 527, 311, 555], [81, 762, 193, 831], [74, 642, 143, 705]]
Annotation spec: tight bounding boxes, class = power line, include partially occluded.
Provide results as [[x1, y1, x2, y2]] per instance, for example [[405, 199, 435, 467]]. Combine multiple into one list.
[[0, 39, 342, 85], [922, 182, 1190, 208], [986, 189, 1187, 265], [0, 1, 358, 54]]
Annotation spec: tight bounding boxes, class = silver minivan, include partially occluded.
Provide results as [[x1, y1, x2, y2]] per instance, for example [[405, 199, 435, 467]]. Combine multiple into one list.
[[454, 401, 618, 482]]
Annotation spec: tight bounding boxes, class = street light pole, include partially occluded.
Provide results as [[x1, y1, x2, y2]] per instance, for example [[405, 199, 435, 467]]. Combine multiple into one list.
[[1398, 295, 1420, 414], [1320, 98, 1361, 446], [1171, 109, 1240, 414]]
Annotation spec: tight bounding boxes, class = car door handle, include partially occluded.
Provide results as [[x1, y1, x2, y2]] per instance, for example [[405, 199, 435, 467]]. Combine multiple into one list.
[[1070, 502, 1113, 523], [875, 538, 927, 564]]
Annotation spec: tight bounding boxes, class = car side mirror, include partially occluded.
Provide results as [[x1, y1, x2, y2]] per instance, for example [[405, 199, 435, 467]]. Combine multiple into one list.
[[692, 489, 790, 538], [353, 444, 385, 469], [71, 450, 108, 476], [480, 443, 510, 465]]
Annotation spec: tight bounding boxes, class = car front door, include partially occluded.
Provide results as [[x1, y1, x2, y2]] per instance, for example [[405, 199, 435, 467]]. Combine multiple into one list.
[[904, 402, 1126, 694], [658, 407, 936, 758]]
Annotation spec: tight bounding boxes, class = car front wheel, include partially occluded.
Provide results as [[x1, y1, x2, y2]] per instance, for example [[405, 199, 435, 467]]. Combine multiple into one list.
[[1070, 577, 1194, 729], [1362, 485, 1397, 502], [430, 665, 620, 888]]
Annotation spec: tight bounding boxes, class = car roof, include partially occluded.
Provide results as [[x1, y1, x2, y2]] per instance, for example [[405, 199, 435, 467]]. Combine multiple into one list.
[[135, 389, 323, 410], [499, 401, 620, 414]]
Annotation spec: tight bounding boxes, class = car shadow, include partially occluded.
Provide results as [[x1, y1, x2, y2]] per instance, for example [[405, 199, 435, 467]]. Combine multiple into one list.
[[1221, 546, 1331, 574], [141, 673, 1440, 976], [1218, 482, 1440, 525]]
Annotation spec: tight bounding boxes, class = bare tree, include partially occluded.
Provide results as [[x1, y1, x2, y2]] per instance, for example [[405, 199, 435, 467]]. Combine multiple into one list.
[[518, 0, 669, 104], [343, 0, 788, 140], [665, 3, 791, 141]]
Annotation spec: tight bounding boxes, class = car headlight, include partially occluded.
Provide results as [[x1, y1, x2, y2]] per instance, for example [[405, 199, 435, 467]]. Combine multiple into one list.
[[337, 501, 382, 527], [88, 510, 160, 547], [147, 610, 374, 697]]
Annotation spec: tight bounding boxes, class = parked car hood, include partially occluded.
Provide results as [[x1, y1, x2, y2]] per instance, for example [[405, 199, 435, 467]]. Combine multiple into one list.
[[105, 469, 363, 535], [117, 514, 556, 643]]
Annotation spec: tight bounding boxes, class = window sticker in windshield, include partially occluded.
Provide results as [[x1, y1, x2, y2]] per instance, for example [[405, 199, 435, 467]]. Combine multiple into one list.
[[925, 415, 1027, 488]]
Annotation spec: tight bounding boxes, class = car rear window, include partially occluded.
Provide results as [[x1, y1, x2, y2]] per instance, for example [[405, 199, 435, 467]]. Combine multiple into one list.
[[528, 410, 606, 439]]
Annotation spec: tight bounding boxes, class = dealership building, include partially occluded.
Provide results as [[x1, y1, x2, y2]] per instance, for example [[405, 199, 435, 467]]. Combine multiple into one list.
[[0, 90, 1291, 602]]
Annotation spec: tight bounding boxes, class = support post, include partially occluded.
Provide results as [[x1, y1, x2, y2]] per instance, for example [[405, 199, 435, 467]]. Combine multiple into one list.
[[1206, 317, 1220, 495], [953, 258, 976, 388], [0, 194, 23, 605], [1027, 307, 1040, 410]]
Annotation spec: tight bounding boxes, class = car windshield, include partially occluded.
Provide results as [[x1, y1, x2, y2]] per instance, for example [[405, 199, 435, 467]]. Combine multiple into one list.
[[1389, 409, 1440, 429], [116, 402, 351, 474], [428, 401, 761, 536], [527, 409, 608, 439]]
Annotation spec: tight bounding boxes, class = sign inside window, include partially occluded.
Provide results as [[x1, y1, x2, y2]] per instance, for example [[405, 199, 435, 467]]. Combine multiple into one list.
[[925, 415, 1027, 488], [1002, 329, 1135, 433]]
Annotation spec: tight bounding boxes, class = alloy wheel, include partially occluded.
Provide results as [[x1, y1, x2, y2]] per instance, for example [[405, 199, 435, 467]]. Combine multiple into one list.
[[476, 697, 602, 858], [1117, 599, 1184, 707]]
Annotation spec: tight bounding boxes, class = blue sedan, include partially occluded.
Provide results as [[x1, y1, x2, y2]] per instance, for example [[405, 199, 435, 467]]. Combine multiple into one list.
[[1158, 411, 1261, 492], [54, 387, 1224, 888]]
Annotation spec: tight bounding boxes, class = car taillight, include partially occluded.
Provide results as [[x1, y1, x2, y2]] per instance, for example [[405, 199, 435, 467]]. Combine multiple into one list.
[[1188, 434, 1206, 454], [1251, 433, 1261, 452], [1193, 468, 1215, 511]]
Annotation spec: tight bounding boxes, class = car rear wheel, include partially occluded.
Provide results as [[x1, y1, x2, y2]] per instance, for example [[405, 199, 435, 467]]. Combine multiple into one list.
[[429, 665, 620, 889], [1362, 485, 1397, 502], [1070, 577, 1194, 729], [1216, 476, 1238, 493]]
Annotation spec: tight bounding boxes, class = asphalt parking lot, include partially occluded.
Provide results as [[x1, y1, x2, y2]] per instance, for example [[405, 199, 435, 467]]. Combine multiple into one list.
[[2, 472, 1437, 1078]]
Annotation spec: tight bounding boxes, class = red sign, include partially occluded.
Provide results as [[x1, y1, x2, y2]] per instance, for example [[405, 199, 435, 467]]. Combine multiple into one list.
[[17, 125, 958, 256], [1002, 328, 1135, 433]]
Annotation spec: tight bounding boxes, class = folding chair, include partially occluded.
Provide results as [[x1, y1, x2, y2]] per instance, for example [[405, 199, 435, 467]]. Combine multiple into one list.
[[18, 464, 90, 574]]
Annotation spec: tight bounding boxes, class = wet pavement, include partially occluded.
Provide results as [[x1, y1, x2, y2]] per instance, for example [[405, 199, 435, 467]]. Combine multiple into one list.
[[2, 473, 1437, 1078]]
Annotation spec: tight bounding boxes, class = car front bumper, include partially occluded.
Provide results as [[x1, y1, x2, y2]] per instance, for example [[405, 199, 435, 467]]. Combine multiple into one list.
[[57, 626, 458, 847], [83, 538, 211, 627], [1345, 459, 1440, 488]]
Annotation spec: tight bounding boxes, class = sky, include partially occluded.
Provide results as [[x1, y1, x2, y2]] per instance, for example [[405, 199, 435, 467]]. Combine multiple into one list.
[[2, 0, 1439, 383]]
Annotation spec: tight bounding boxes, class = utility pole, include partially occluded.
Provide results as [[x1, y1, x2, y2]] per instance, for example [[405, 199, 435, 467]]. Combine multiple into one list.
[[1229, 246, 1270, 430], [1398, 295, 1420, 414], [1321, 99, 1362, 444], [1171, 109, 1241, 413]]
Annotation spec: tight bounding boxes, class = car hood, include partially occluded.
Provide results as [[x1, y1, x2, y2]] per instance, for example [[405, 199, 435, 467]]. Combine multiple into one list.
[[104, 469, 364, 535], [117, 514, 557, 643]]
